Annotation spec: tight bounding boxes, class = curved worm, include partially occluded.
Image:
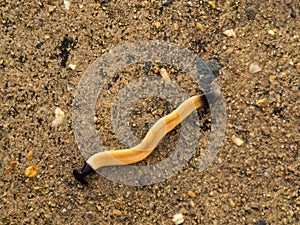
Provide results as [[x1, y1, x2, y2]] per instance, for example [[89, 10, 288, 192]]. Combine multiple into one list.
[[73, 91, 220, 184]]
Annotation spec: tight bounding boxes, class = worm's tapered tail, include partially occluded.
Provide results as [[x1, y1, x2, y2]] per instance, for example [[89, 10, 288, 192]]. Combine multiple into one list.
[[73, 90, 220, 184]]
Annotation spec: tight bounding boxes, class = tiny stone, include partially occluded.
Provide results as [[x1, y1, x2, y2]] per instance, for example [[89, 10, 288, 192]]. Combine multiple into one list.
[[173, 23, 179, 31], [6, 161, 17, 173], [172, 213, 184, 225], [68, 64, 76, 70], [160, 68, 171, 82], [288, 60, 294, 66], [113, 209, 122, 217], [44, 34, 51, 39], [154, 21, 162, 29], [245, 4, 260, 20], [25, 151, 33, 160], [257, 220, 266, 225], [96, 205, 102, 212], [208, 1, 216, 9], [67, 85, 74, 91], [52, 108, 65, 127], [268, 30, 275, 35], [269, 75, 275, 83], [190, 200, 195, 208], [25, 165, 39, 178], [64, 0, 70, 10], [256, 98, 268, 108], [196, 22, 204, 30], [264, 171, 271, 179], [232, 135, 244, 146], [223, 29, 236, 38], [187, 191, 196, 198], [228, 198, 236, 207], [48, 6, 56, 13], [249, 63, 262, 74]]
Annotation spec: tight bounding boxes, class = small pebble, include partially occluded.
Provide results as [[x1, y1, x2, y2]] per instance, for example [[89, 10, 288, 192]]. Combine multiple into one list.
[[257, 220, 266, 225], [113, 209, 122, 217], [64, 0, 70, 10], [223, 29, 236, 38], [25, 151, 33, 160], [256, 98, 268, 108], [268, 30, 275, 36], [190, 200, 195, 208], [264, 171, 271, 179], [288, 60, 294, 66], [187, 191, 196, 198], [68, 64, 76, 70], [173, 23, 179, 31], [25, 165, 38, 178], [249, 63, 262, 74], [44, 34, 51, 39], [231, 135, 244, 146], [172, 213, 184, 225], [290, 6, 296, 18], [52, 108, 65, 127], [154, 21, 162, 29], [245, 4, 260, 20], [196, 22, 204, 30], [160, 68, 171, 82], [269, 75, 275, 83], [6, 161, 17, 173], [208, 1, 216, 9], [48, 6, 56, 13], [229, 198, 236, 207]]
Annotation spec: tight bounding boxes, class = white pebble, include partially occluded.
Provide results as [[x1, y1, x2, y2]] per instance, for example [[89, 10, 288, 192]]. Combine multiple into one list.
[[68, 64, 76, 70], [223, 29, 236, 38], [249, 63, 262, 74], [264, 171, 271, 179], [160, 68, 171, 83], [64, 0, 70, 10], [172, 213, 184, 225], [52, 108, 65, 127], [268, 30, 275, 35], [231, 135, 244, 146]]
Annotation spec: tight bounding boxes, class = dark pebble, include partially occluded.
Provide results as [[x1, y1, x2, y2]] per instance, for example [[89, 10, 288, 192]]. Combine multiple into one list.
[[245, 3, 260, 20], [112, 74, 120, 82], [162, 0, 174, 7], [290, 6, 296, 18], [257, 220, 266, 225], [36, 41, 45, 49], [144, 61, 151, 74]]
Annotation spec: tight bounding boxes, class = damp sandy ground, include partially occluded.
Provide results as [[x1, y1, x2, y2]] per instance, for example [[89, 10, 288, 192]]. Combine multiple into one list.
[[0, 0, 299, 224]]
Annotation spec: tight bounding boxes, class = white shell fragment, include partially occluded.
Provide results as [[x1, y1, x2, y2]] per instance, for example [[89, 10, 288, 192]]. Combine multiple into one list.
[[52, 108, 65, 127], [64, 0, 70, 10], [249, 63, 262, 74], [231, 135, 244, 146], [268, 30, 275, 35], [160, 68, 171, 83], [68, 64, 76, 70], [223, 29, 236, 38], [172, 213, 184, 225]]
